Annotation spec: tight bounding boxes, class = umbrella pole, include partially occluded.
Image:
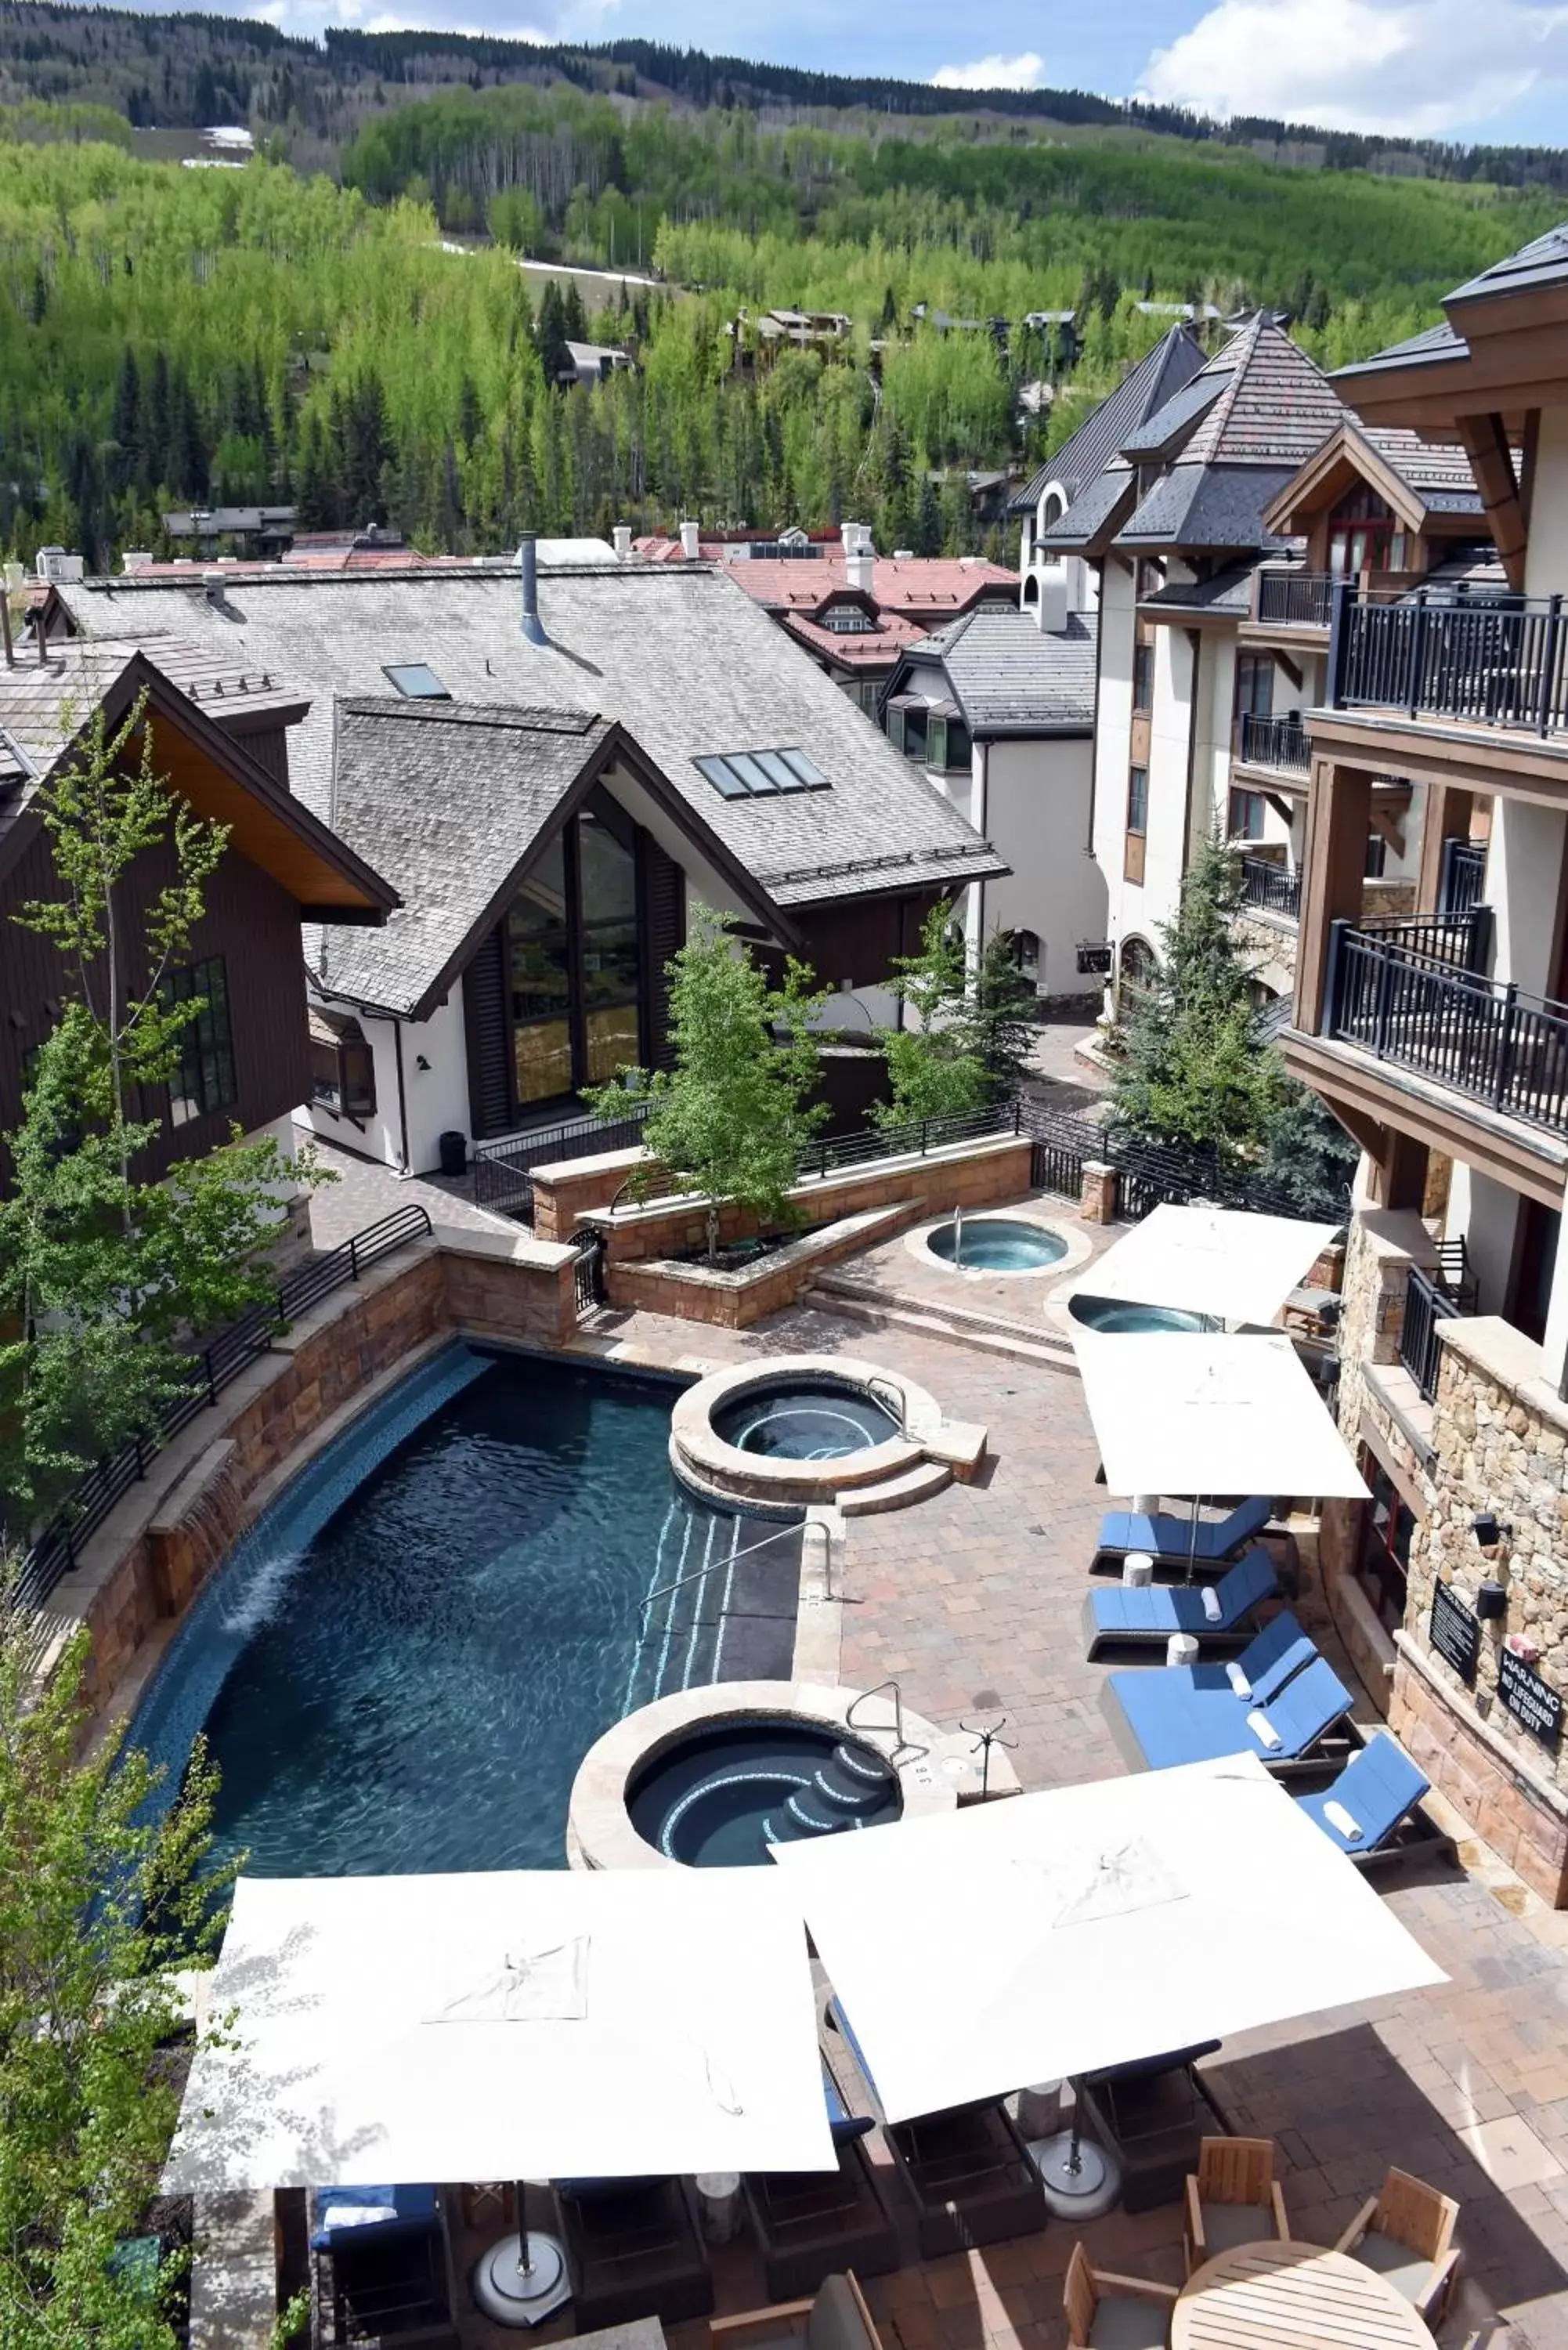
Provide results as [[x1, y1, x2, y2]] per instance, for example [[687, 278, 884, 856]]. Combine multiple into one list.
[[1028, 2078, 1122, 2220], [1185, 1495, 1204, 1586], [470, 2187, 569, 2326]]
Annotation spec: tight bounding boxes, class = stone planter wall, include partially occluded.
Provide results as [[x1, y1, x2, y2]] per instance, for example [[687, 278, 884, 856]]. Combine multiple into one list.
[[605, 1203, 911, 1329], [530, 1146, 649, 1242]]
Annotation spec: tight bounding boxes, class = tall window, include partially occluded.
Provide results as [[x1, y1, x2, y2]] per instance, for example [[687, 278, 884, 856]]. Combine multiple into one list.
[[1357, 1450, 1413, 1632], [164, 956, 237, 1126], [1235, 654, 1274, 719], [1228, 787, 1265, 841], [508, 833, 575, 1106], [578, 813, 640, 1086], [505, 808, 644, 1108], [1126, 765, 1149, 835], [1328, 483, 1395, 580], [1132, 640, 1154, 714]]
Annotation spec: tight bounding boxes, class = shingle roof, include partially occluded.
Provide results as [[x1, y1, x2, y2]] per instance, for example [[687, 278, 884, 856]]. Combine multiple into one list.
[[1333, 320, 1465, 385], [1038, 465, 1138, 553], [1176, 316, 1345, 468], [58, 563, 1003, 912], [1118, 465, 1302, 551], [1009, 324, 1207, 513], [1447, 219, 1568, 307], [1117, 372, 1227, 461], [724, 556, 1017, 622], [0, 634, 302, 770], [906, 605, 1097, 736], [1138, 564, 1255, 616], [320, 700, 613, 1014], [1360, 426, 1483, 513]]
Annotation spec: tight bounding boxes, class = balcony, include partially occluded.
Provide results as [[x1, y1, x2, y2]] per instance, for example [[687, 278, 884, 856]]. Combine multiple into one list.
[[1331, 584, 1568, 741], [1236, 710, 1311, 776], [1237, 854, 1302, 921], [1325, 919, 1568, 1139], [1254, 569, 1335, 631], [1397, 1246, 1477, 1403]]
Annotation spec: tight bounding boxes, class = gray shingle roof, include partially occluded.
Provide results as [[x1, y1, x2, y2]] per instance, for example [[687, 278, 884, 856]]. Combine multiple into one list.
[[1117, 371, 1227, 461], [1447, 219, 1568, 307], [1333, 320, 1466, 385], [1038, 466, 1137, 553], [1177, 316, 1345, 468], [1138, 564, 1255, 616], [0, 634, 302, 771], [58, 564, 1003, 912], [1009, 325, 1207, 514], [320, 700, 612, 1015], [1118, 465, 1301, 551], [905, 605, 1097, 736]]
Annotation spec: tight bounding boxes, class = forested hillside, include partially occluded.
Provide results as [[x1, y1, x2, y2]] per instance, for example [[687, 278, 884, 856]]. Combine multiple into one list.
[[0, 70, 1560, 573]]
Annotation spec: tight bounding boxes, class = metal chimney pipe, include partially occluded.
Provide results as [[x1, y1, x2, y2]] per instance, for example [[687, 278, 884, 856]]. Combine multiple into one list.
[[0, 591, 13, 668], [612, 523, 631, 559], [678, 519, 700, 560], [518, 537, 547, 646]]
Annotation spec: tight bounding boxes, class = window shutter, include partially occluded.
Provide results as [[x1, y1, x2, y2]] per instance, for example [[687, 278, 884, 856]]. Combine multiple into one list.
[[643, 840, 686, 1070], [463, 925, 511, 1137]]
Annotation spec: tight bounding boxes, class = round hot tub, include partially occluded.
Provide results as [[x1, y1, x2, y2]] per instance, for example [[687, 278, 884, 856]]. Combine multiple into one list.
[[927, 1216, 1068, 1274], [711, 1375, 899, 1462], [627, 1716, 903, 1867], [1068, 1293, 1210, 1335]]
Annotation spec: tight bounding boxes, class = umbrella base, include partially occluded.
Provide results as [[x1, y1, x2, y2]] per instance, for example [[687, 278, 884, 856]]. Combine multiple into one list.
[[471, 2231, 571, 2327], [1029, 2131, 1122, 2219]]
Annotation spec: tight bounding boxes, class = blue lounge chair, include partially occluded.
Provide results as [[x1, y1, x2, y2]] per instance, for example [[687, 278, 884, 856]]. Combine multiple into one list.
[[1296, 1734, 1439, 1868], [1093, 1495, 1274, 1577], [1096, 1615, 1314, 1753], [1084, 1546, 1279, 1658], [1103, 1653, 1354, 1773]]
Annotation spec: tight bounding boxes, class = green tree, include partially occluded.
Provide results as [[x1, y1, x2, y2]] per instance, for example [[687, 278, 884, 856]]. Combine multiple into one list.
[[0, 693, 327, 1510], [1256, 1067, 1359, 1217], [587, 906, 828, 1263], [873, 902, 989, 1129], [966, 929, 1039, 1101], [1109, 830, 1270, 1159], [0, 1606, 229, 2350]]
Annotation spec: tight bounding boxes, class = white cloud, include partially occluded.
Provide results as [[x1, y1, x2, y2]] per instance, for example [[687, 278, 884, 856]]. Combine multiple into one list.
[[1140, 0, 1568, 136], [931, 52, 1047, 92]]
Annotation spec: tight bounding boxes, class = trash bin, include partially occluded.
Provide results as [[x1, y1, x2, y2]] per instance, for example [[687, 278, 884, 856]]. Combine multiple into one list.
[[438, 1130, 467, 1177]]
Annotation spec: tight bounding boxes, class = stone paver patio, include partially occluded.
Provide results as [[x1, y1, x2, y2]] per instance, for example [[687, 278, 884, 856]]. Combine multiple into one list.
[[555, 1278, 1568, 2350]]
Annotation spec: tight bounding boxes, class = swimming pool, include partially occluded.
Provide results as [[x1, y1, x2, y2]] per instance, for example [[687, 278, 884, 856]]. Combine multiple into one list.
[[129, 1347, 792, 1878]]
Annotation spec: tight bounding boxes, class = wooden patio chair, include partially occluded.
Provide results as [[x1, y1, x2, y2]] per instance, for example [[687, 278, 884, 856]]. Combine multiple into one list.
[[710, 2268, 884, 2350], [1333, 2164, 1461, 2323], [1183, 2135, 1288, 2276], [1063, 2241, 1178, 2349]]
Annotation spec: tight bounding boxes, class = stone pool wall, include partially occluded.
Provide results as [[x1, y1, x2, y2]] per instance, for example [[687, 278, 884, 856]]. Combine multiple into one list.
[[51, 1226, 582, 1723]]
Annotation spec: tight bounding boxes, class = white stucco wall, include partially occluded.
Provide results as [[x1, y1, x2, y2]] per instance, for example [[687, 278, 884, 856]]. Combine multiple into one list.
[[1488, 798, 1566, 996], [1525, 405, 1568, 600], [299, 984, 471, 1177], [979, 733, 1103, 1000], [1090, 556, 1136, 935]]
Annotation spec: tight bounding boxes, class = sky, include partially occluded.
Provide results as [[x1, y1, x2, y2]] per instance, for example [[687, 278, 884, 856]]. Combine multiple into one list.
[[164, 0, 1568, 146]]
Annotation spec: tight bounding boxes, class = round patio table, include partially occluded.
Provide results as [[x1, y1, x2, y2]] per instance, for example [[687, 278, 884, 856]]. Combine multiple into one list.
[[1173, 2240, 1437, 2349]]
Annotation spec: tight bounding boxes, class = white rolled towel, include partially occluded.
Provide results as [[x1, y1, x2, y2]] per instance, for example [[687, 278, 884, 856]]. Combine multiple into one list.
[[1246, 1708, 1282, 1750], [1324, 1800, 1364, 1843], [1224, 1661, 1253, 1699], [1200, 1585, 1223, 1623]]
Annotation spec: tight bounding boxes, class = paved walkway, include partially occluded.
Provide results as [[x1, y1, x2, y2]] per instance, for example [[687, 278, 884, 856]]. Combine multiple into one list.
[[565, 1285, 1568, 2349]]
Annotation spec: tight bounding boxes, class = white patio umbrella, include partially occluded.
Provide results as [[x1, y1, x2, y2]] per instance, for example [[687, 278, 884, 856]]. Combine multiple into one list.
[[167, 1864, 834, 2308], [1073, 1328, 1366, 1575], [772, 1754, 1443, 2189], [1070, 1204, 1340, 1330]]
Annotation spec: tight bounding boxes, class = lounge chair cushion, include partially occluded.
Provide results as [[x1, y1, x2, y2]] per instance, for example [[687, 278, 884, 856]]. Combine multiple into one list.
[[1296, 1733, 1430, 1856], [1088, 1551, 1277, 1642], [806, 2273, 876, 2350], [1100, 1496, 1271, 1563], [1105, 1652, 1351, 1771], [1351, 2229, 1436, 2304], [1197, 2200, 1274, 2254], [1088, 2296, 1170, 2350]]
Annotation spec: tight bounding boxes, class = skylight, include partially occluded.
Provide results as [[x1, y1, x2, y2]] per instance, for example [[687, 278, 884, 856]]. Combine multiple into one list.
[[693, 747, 829, 800], [383, 663, 451, 700]]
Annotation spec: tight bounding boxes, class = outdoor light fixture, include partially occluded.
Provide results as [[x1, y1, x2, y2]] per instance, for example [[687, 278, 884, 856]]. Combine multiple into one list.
[[415, 1054, 432, 1072], [1477, 1580, 1508, 1622], [1472, 1511, 1513, 1550]]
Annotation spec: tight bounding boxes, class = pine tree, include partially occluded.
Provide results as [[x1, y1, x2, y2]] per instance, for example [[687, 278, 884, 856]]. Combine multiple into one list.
[[873, 902, 990, 1130], [963, 931, 1038, 1101]]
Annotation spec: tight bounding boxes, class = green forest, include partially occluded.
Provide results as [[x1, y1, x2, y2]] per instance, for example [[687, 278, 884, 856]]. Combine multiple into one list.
[[0, 78, 1560, 572]]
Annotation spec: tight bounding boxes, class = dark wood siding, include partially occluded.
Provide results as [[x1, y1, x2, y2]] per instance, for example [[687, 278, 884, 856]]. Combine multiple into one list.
[[462, 924, 511, 1138], [0, 818, 311, 1183], [641, 836, 686, 1070], [789, 888, 949, 992]]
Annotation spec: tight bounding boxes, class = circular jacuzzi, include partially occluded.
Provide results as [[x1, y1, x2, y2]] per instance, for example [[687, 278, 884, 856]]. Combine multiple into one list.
[[928, 1216, 1068, 1274], [712, 1375, 900, 1462], [1068, 1293, 1210, 1335], [627, 1716, 903, 1866]]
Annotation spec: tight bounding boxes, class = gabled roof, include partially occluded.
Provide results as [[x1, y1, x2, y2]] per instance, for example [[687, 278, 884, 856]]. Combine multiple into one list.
[[723, 556, 1017, 624], [897, 605, 1097, 737], [315, 701, 787, 1020], [1263, 420, 1483, 539], [1038, 466, 1139, 555], [1009, 325, 1207, 514], [1447, 221, 1568, 308], [0, 634, 303, 768], [0, 647, 396, 924], [56, 563, 1003, 913]]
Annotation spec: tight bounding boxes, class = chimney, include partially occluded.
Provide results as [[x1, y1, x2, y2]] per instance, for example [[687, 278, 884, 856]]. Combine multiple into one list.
[[0, 592, 12, 668], [612, 523, 631, 559], [202, 568, 228, 607], [1032, 561, 1070, 633], [518, 536, 547, 645], [121, 550, 153, 573], [678, 519, 700, 560], [840, 519, 872, 557], [844, 548, 875, 595]]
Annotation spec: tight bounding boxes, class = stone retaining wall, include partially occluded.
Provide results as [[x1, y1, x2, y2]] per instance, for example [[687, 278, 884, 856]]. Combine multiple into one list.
[[605, 1202, 912, 1328]]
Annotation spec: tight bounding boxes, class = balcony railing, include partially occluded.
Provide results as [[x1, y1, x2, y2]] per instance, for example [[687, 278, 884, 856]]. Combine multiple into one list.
[[1440, 837, 1487, 916], [1331, 582, 1568, 739], [1358, 902, 1492, 972], [1397, 1245, 1476, 1404], [1255, 569, 1335, 631], [1326, 920, 1568, 1135], [1237, 855, 1302, 920], [1237, 710, 1311, 775]]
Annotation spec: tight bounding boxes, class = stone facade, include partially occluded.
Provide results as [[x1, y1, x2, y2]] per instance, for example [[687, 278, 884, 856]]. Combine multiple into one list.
[[605, 1203, 911, 1328], [1229, 907, 1299, 992]]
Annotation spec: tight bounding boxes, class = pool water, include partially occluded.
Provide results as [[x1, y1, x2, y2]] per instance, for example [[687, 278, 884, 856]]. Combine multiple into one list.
[[1068, 1294, 1210, 1335], [130, 1347, 735, 1878], [712, 1377, 898, 1460], [929, 1217, 1067, 1272], [628, 1720, 902, 1866]]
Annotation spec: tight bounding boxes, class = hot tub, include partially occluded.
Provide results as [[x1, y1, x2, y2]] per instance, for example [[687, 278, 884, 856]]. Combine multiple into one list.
[[1068, 1293, 1210, 1335], [927, 1215, 1068, 1274], [711, 1376, 900, 1462], [627, 1716, 903, 1866]]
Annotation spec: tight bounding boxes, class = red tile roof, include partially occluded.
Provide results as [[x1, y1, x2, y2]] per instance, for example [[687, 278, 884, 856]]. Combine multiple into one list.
[[723, 555, 1018, 623]]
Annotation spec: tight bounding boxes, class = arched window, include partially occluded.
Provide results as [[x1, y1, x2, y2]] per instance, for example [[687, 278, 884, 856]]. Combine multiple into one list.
[[1118, 935, 1158, 998]]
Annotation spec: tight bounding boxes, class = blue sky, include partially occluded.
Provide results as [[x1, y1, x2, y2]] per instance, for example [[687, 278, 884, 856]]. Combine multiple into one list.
[[205, 0, 1568, 145]]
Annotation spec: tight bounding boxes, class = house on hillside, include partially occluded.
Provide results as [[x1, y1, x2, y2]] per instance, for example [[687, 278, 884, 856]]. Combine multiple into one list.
[[718, 530, 1019, 713], [1257, 217, 1568, 1913], [881, 582, 1102, 1008], [1010, 325, 1208, 619], [49, 549, 1005, 1170], [558, 339, 634, 390], [0, 637, 395, 1198]]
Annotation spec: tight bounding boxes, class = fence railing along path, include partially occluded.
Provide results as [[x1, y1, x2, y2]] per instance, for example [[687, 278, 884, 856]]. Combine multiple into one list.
[[12, 1202, 433, 1614]]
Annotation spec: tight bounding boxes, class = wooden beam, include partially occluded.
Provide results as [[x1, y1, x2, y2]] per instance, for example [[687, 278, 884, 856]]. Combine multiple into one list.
[[1276, 651, 1304, 692], [1295, 756, 1375, 1032], [1415, 785, 1474, 913], [1368, 801, 1406, 859], [1456, 412, 1527, 589]]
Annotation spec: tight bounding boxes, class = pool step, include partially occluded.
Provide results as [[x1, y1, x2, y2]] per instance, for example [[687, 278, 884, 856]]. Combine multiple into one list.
[[805, 1275, 1078, 1372], [837, 1459, 952, 1517], [765, 1744, 900, 1846]]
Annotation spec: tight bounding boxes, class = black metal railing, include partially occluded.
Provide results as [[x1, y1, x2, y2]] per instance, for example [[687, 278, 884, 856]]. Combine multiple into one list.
[[1398, 1245, 1476, 1405], [1256, 569, 1335, 630], [471, 1101, 656, 1220], [1331, 582, 1568, 738], [1327, 921, 1568, 1134], [1237, 711, 1311, 775], [793, 1101, 1016, 1180], [1358, 902, 1492, 972], [570, 1228, 605, 1316], [1238, 855, 1302, 920], [10, 1202, 433, 1613], [1440, 837, 1487, 917]]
